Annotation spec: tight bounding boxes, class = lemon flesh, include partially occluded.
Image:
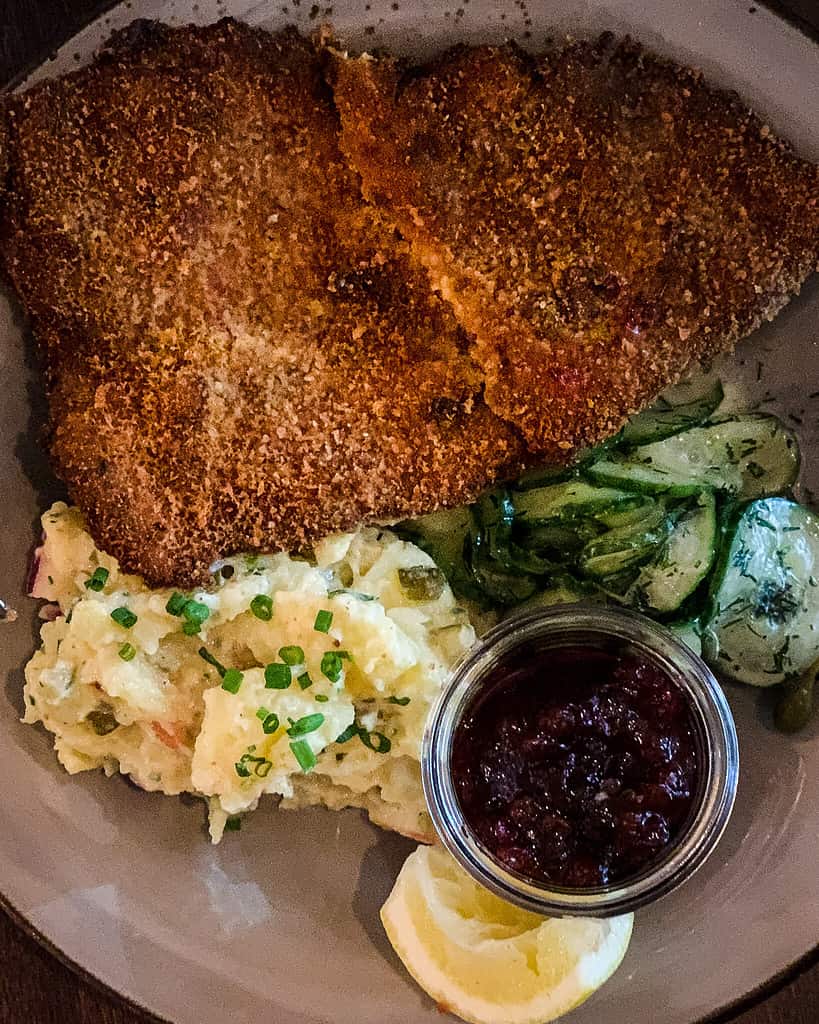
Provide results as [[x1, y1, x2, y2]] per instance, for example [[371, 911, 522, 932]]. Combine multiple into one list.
[[381, 845, 633, 1024]]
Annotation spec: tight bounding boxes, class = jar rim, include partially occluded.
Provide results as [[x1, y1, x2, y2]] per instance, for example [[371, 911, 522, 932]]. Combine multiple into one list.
[[421, 605, 740, 917]]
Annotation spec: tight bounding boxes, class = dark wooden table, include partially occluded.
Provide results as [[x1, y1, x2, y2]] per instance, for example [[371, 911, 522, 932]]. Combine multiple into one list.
[[1, 1, 818, 1021]]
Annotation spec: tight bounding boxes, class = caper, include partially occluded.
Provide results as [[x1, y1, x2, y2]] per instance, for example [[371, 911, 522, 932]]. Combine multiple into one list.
[[398, 565, 445, 602], [774, 661, 818, 733], [86, 703, 119, 736]]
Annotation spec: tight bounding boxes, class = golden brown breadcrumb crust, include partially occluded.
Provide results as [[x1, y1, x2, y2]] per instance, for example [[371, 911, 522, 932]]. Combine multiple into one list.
[[0, 20, 526, 585], [1, 23, 817, 586], [329, 35, 819, 453]]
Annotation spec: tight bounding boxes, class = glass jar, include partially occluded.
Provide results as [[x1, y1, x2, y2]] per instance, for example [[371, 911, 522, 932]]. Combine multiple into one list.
[[422, 605, 739, 917]]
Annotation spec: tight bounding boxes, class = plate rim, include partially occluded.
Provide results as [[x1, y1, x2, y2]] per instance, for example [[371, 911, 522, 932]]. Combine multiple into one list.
[[1, 1, 818, 1022]]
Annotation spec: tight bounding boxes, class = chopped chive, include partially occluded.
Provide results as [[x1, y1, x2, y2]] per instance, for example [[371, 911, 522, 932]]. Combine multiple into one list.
[[297, 671, 313, 690], [198, 647, 227, 678], [235, 748, 273, 779], [250, 594, 273, 621], [182, 620, 202, 636], [286, 713, 325, 738], [84, 567, 110, 592], [335, 722, 360, 744], [255, 707, 280, 734], [165, 592, 188, 616], [315, 694, 329, 703], [224, 816, 242, 832], [221, 668, 244, 694], [279, 645, 305, 665], [290, 739, 317, 772], [261, 712, 279, 734], [314, 609, 333, 633], [182, 600, 210, 626], [321, 651, 344, 683], [264, 663, 291, 689], [387, 696, 410, 706], [118, 642, 137, 662], [359, 730, 392, 754], [111, 606, 137, 629]]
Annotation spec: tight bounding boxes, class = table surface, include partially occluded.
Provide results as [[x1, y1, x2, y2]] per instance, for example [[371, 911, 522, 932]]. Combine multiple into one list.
[[2, 0, 818, 1021]]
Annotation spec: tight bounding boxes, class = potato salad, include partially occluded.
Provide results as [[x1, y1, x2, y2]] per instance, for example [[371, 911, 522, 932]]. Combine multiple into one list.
[[24, 503, 475, 841]]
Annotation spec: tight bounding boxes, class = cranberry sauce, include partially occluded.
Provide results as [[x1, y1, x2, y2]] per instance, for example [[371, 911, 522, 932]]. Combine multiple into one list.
[[451, 644, 700, 888]]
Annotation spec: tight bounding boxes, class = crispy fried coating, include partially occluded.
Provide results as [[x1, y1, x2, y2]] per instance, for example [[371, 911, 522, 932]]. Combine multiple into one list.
[[0, 20, 526, 585], [330, 36, 819, 453]]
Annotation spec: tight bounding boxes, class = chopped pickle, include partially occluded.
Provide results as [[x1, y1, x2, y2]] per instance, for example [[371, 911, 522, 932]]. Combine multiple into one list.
[[86, 703, 119, 736], [398, 565, 445, 602]]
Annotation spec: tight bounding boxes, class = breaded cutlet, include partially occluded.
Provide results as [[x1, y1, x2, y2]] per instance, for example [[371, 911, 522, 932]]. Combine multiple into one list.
[[329, 35, 819, 455], [0, 20, 526, 586]]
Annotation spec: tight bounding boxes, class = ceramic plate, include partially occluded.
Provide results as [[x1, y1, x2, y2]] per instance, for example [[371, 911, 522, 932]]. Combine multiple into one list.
[[1, 2, 818, 1022]]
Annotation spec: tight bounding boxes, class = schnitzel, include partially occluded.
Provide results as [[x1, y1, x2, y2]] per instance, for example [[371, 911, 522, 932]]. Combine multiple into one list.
[[1, 22, 817, 585], [330, 36, 819, 453], [0, 20, 525, 585]]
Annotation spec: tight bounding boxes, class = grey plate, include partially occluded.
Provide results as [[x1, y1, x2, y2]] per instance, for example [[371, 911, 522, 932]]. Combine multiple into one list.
[[1, 2, 818, 1022]]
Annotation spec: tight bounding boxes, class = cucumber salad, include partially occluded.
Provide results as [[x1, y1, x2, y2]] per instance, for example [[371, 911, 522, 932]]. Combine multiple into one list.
[[398, 377, 819, 732]]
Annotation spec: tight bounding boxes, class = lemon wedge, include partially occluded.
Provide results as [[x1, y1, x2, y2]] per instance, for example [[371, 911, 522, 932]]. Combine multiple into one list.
[[381, 844, 633, 1024]]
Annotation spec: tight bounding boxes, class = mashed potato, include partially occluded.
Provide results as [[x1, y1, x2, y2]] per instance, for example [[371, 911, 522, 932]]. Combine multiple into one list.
[[24, 503, 476, 841]]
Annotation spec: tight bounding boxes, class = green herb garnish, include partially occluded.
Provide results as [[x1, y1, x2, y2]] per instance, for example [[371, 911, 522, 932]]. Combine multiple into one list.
[[359, 730, 392, 754], [84, 567, 110, 592], [335, 722, 360, 744], [315, 694, 329, 703], [255, 708, 280, 734], [279, 645, 304, 665], [250, 594, 273, 621], [182, 600, 210, 627], [110, 606, 137, 629], [118, 643, 137, 662], [314, 609, 333, 633], [235, 748, 273, 779], [297, 671, 313, 690], [165, 592, 188, 616], [321, 651, 344, 683], [387, 696, 410, 706], [221, 668, 244, 694], [264, 663, 291, 689], [286, 713, 324, 738], [290, 739, 317, 772]]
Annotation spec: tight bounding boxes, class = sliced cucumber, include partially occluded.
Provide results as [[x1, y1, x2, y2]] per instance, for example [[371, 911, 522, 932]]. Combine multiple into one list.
[[513, 480, 640, 524], [614, 415, 798, 500], [597, 497, 658, 529], [506, 576, 603, 616], [667, 619, 703, 657], [512, 464, 576, 490], [627, 491, 717, 614], [618, 377, 724, 447], [473, 489, 555, 576], [702, 498, 819, 686], [585, 460, 704, 497], [465, 537, 539, 605], [578, 505, 671, 580], [520, 521, 602, 556]]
